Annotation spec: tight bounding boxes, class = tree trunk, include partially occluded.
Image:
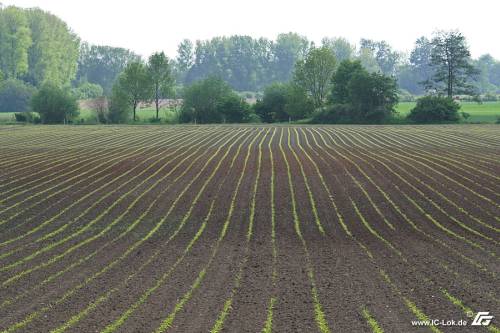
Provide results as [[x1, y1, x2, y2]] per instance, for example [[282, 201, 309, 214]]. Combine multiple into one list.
[[155, 85, 160, 120], [133, 102, 137, 122]]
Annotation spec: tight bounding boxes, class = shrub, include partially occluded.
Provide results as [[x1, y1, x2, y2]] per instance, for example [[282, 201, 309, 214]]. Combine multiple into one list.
[[14, 112, 41, 123], [253, 83, 313, 123], [32, 84, 79, 124], [407, 96, 461, 123], [180, 77, 235, 124], [14, 113, 28, 122], [310, 104, 354, 124], [0, 79, 36, 113], [218, 94, 252, 123]]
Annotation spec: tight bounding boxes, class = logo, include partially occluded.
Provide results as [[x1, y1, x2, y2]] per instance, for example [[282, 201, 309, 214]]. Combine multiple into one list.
[[471, 312, 494, 326]]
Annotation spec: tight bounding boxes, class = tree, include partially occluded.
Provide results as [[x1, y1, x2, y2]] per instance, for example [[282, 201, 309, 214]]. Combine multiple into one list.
[[0, 78, 36, 112], [113, 62, 152, 121], [107, 84, 131, 123], [407, 96, 461, 123], [272, 33, 310, 82], [253, 83, 289, 123], [426, 30, 478, 97], [24, 8, 79, 87], [359, 39, 400, 75], [294, 46, 336, 108], [284, 84, 314, 120], [358, 47, 381, 73], [147, 52, 174, 120], [474, 54, 500, 93], [32, 83, 79, 123], [77, 43, 141, 95], [0, 6, 32, 79], [410, 37, 434, 86], [347, 70, 398, 122], [322, 37, 355, 62], [175, 39, 194, 83], [218, 94, 251, 123], [330, 60, 365, 104], [180, 76, 237, 124], [253, 82, 313, 122]]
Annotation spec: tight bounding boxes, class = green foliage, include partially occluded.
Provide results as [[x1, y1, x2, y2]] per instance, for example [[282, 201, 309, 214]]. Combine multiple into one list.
[[180, 33, 310, 91], [24, 8, 79, 87], [426, 30, 478, 97], [311, 104, 353, 124], [14, 111, 39, 123], [284, 84, 315, 120], [107, 84, 131, 123], [31, 83, 79, 123], [77, 43, 141, 95], [359, 39, 400, 75], [0, 6, 32, 79], [180, 76, 247, 123], [253, 83, 289, 123], [407, 96, 461, 123], [0, 78, 36, 112], [113, 62, 152, 121], [72, 82, 103, 99], [321, 37, 355, 62], [347, 70, 399, 123], [294, 46, 337, 108], [147, 52, 174, 119], [330, 60, 365, 104], [253, 82, 313, 123], [273, 33, 311, 82], [218, 94, 252, 123]]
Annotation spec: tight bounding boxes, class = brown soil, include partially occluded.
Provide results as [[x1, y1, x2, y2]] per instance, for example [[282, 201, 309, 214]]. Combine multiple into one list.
[[0, 125, 498, 333]]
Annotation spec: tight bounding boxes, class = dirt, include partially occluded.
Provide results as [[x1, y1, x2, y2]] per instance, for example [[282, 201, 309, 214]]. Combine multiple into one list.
[[0, 125, 498, 333]]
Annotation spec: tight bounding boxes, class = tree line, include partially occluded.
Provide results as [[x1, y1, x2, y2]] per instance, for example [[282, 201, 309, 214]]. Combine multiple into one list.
[[0, 5, 494, 124]]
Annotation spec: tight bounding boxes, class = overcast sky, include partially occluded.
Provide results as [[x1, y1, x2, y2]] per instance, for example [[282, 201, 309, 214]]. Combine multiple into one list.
[[3, 0, 499, 59]]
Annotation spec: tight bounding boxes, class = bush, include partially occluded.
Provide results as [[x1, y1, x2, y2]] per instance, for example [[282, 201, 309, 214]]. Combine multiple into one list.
[[253, 83, 313, 123], [72, 82, 104, 99], [407, 96, 461, 123], [0, 79, 36, 113], [106, 85, 131, 123], [180, 77, 237, 124], [310, 104, 354, 124], [347, 71, 399, 123], [14, 112, 41, 123], [218, 94, 252, 123], [32, 84, 79, 124]]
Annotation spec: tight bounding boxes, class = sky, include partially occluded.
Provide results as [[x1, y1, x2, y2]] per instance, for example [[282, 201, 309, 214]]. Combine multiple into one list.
[[3, 0, 499, 59]]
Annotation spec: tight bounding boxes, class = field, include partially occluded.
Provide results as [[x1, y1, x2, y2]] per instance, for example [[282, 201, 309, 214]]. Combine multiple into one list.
[[0, 125, 498, 332], [396, 101, 500, 123]]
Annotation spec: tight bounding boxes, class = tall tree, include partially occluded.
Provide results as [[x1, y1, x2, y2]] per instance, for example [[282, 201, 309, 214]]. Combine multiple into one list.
[[0, 6, 32, 79], [147, 52, 174, 120], [330, 60, 365, 104], [360, 39, 400, 75], [426, 30, 478, 97], [293, 46, 336, 108], [272, 33, 310, 82], [322, 37, 355, 62], [114, 62, 152, 121], [175, 39, 194, 83], [24, 8, 79, 87]]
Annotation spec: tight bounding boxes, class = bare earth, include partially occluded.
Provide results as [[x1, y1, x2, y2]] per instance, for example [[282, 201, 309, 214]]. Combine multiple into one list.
[[0, 124, 498, 333]]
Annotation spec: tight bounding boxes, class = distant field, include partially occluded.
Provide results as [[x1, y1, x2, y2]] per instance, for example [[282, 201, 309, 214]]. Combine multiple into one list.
[[396, 101, 500, 123]]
